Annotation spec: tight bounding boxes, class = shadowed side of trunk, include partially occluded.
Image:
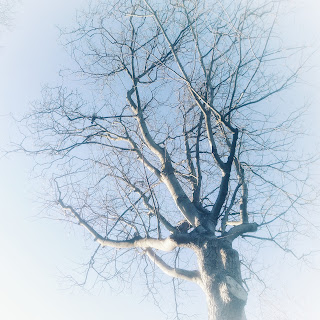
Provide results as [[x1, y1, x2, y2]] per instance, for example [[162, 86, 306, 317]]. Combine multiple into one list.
[[196, 239, 247, 320]]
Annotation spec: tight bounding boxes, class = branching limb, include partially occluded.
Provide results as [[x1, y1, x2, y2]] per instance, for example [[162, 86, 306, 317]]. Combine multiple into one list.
[[242, 234, 320, 261], [234, 158, 249, 224], [220, 223, 258, 241], [127, 86, 200, 227], [58, 195, 180, 252], [212, 129, 239, 222], [120, 174, 177, 233], [193, 112, 203, 204], [145, 248, 201, 285], [221, 183, 242, 233]]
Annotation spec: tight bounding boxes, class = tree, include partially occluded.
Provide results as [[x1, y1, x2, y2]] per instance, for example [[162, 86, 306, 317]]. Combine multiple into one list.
[[19, 0, 312, 319]]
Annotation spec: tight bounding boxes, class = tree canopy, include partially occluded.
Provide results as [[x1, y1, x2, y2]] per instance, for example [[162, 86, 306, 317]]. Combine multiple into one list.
[[19, 0, 314, 319]]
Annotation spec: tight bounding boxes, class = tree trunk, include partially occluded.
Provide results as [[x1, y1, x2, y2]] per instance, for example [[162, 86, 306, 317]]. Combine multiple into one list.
[[196, 239, 247, 320]]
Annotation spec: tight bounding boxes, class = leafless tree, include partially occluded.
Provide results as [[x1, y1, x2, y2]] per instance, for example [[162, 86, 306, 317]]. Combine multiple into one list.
[[19, 0, 314, 319]]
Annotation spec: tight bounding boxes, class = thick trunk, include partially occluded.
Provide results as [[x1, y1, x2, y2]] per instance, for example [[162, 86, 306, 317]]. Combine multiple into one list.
[[196, 239, 247, 320]]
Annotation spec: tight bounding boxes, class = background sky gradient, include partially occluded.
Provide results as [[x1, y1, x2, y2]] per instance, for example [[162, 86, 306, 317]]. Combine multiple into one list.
[[0, 0, 319, 319]]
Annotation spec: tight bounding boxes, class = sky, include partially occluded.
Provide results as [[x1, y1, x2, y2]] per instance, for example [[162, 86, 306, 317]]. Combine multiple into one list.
[[0, 0, 319, 319]]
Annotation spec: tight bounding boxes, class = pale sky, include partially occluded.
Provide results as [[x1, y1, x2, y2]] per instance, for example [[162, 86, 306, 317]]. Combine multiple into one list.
[[0, 1, 319, 319]]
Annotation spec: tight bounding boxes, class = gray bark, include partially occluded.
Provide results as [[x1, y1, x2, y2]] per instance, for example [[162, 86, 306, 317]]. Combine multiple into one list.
[[196, 239, 247, 320]]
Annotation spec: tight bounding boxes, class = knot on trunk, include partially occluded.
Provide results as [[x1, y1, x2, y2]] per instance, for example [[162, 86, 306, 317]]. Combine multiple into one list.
[[175, 219, 193, 233], [221, 275, 247, 302]]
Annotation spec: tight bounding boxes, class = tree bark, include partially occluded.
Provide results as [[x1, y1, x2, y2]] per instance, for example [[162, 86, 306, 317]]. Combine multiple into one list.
[[196, 239, 247, 320]]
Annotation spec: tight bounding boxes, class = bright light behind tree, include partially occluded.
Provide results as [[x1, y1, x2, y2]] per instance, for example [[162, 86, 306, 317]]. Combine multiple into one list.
[[0, 1, 319, 320]]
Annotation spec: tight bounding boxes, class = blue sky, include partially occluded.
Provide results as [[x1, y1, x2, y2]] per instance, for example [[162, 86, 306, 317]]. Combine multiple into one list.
[[0, 0, 319, 319]]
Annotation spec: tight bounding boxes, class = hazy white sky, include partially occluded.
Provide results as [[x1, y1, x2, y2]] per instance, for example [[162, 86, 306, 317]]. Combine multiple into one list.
[[0, 0, 319, 319]]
